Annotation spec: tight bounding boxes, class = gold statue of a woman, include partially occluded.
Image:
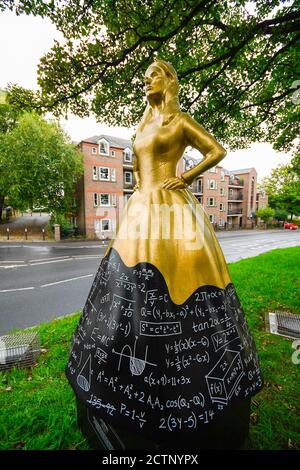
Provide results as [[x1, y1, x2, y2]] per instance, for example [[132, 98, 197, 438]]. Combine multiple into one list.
[[66, 60, 263, 450]]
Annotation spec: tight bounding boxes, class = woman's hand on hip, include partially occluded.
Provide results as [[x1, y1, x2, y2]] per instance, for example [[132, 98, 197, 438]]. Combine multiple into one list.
[[162, 176, 188, 190]]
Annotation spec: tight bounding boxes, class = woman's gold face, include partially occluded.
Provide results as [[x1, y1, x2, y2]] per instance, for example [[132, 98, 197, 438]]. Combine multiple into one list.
[[144, 65, 166, 98]]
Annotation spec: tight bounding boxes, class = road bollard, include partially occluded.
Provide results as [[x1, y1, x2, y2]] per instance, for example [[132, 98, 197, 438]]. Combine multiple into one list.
[[25, 227, 28, 240], [6, 227, 9, 240], [42, 228, 45, 240]]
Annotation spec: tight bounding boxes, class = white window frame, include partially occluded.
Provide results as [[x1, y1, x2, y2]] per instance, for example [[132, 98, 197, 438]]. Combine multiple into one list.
[[111, 194, 117, 206], [99, 166, 110, 181], [111, 168, 116, 182], [220, 187, 225, 196], [101, 219, 111, 232], [123, 147, 132, 162], [92, 147, 97, 155], [207, 197, 216, 207], [92, 166, 98, 181], [100, 193, 110, 206], [197, 179, 203, 193], [111, 150, 116, 157], [219, 218, 225, 226], [124, 171, 133, 184], [93, 193, 99, 207], [209, 214, 215, 223], [98, 138, 110, 156], [207, 179, 217, 190], [220, 171, 225, 181], [220, 203, 225, 211]]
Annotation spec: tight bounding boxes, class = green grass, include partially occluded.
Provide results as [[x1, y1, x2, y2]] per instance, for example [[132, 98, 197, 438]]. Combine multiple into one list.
[[0, 246, 300, 450]]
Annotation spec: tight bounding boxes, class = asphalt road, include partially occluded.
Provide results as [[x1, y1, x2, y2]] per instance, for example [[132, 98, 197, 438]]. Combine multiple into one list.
[[0, 229, 299, 334]]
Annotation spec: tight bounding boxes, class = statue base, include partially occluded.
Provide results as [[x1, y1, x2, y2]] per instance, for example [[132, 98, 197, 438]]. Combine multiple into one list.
[[76, 397, 251, 450]]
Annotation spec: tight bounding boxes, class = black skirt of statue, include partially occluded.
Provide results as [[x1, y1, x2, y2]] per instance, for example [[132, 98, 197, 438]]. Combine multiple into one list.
[[66, 224, 263, 443]]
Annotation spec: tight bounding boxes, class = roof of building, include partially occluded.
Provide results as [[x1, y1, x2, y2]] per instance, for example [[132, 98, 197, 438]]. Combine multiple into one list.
[[82, 134, 132, 149], [228, 168, 256, 174]]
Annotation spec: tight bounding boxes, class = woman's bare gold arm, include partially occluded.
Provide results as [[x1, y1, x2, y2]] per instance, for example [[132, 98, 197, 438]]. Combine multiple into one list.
[[133, 156, 140, 190], [181, 113, 227, 185]]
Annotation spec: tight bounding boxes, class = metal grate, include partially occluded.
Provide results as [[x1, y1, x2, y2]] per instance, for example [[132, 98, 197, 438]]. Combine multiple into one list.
[[267, 311, 300, 340], [0, 332, 40, 371]]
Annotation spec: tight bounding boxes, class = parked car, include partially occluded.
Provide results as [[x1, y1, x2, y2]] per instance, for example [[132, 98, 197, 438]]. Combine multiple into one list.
[[5, 206, 12, 217], [284, 222, 298, 230]]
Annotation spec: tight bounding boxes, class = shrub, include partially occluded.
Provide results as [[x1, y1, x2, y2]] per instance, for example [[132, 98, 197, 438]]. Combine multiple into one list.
[[50, 214, 75, 239]]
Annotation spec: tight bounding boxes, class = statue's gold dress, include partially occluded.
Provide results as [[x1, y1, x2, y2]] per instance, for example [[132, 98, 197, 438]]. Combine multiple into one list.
[[66, 112, 262, 446]]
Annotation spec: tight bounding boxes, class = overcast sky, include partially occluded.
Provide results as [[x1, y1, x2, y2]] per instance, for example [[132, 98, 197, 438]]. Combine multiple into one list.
[[0, 10, 293, 180]]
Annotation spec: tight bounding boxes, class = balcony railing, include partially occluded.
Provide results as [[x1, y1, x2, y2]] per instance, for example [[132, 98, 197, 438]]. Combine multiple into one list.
[[228, 196, 243, 201], [228, 181, 244, 187], [228, 209, 243, 215]]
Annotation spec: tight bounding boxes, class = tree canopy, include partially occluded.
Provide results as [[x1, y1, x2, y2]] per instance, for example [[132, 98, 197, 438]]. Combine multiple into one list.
[[1, 0, 299, 154], [0, 102, 83, 217], [261, 163, 300, 219]]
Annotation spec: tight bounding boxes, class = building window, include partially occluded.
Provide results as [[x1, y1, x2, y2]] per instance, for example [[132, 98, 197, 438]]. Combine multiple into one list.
[[219, 218, 225, 226], [101, 219, 111, 231], [92, 166, 98, 180], [207, 197, 215, 207], [111, 194, 117, 206], [111, 168, 116, 182], [220, 171, 225, 181], [94, 193, 99, 207], [124, 194, 131, 204], [123, 148, 132, 162], [209, 166, 217, 173], [94, 219, 111, 233], [220, 203, 225, 211], [92, 147, 97, 154], [99, 167, 110, 181], [98, 139, 109, 155], [100, 193, 110, 206], [111, 150, 116, 157], [124, 171, 132, 184], [209, 214, 215, 223], [220, 187, 225, 196], [229, 189, 234, 198], [196, 179, 203, 193], [208, 179, 217, 190]]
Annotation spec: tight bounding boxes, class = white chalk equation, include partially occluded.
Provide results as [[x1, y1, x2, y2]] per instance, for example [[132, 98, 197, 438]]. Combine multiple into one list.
[[140, 321, 182, 336], [211, 325, 239, 352]]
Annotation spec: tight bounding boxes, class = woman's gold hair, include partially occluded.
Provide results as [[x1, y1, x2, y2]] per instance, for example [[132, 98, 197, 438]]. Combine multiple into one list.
[[138, 59, 180, 130]]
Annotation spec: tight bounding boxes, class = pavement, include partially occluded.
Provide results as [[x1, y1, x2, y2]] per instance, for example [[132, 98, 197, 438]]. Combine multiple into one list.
[[0, 213, 50, 240]]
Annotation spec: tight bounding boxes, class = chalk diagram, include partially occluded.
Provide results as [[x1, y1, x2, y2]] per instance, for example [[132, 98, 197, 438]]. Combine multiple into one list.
[[77, 354, 92, 392], [112, 336, 157, 376], [205, 349, 245, 405]]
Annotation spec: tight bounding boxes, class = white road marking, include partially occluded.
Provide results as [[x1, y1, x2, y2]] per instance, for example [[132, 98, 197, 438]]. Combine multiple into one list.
[[30, 258, 73, 266], [0, 287, 35, 293], [29, 256, 70, 262], [0, 260, 25, 263], [40, 274, 93, 288], [0, 264, 28, 269]]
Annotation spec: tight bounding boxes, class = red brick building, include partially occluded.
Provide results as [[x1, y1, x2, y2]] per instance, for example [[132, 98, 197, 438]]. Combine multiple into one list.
[[76, 135, 265, 238], [76, 135, 135, 239]]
